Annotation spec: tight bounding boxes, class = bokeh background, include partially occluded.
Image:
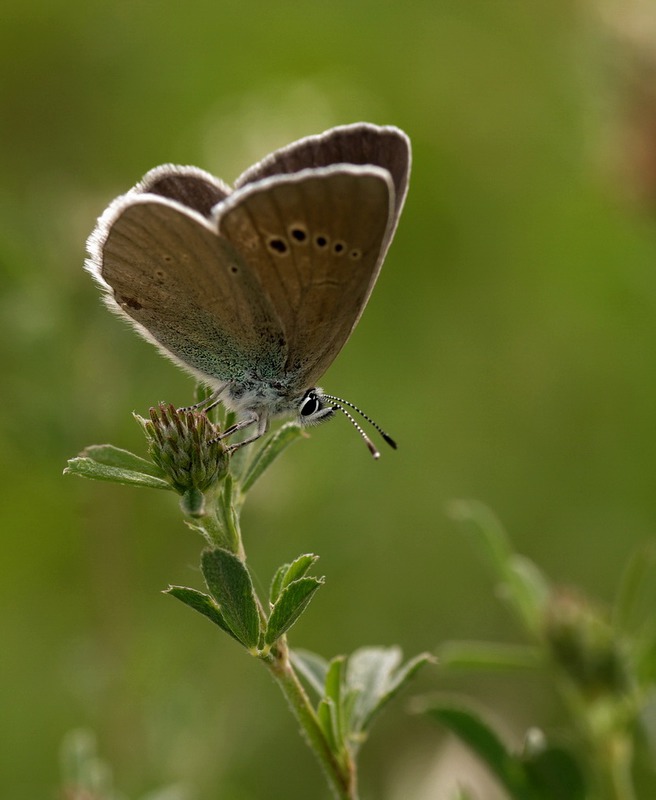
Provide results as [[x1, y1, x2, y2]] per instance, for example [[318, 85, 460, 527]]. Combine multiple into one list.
[[3, 1, 656, 797]]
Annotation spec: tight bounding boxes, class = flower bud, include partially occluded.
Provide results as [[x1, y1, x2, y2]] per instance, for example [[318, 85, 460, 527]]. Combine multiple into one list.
[[136, 404, 229, 500], [543, 588, 630, 700]]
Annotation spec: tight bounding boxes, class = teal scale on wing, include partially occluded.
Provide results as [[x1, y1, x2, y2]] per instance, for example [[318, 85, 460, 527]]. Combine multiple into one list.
[[99, 197, 288, 387]]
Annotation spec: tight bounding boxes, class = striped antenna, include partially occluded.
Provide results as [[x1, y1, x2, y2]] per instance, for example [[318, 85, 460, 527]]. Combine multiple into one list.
[[323, 393, 397, 456]]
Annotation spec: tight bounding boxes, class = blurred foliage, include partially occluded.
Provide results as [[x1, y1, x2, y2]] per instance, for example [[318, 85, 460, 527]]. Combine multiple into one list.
[[3, 0, 656, 798], [426, 500, 656, 800]]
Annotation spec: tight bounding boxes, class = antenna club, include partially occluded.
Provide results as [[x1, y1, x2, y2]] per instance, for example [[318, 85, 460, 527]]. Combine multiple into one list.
[[322, 392, 396, 451], [382, 433, 397, 449], [368, 443, 381, 459]]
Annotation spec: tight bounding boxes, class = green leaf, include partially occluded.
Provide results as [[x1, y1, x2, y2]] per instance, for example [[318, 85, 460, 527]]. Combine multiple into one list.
[[346, 646, 401, 733], [346, 647, 433, 736], [269, 564, 288, 606], [212, 475, 241, 553], [165, 585, 241, 644], [505, 555, 551, 634], [523, 742, 586, 800], [317, 697, 340, 752], [325, 655, 345, 705], [290, 649, 329, 698], [283, 553, 319, 584], [339, 687, 360, 750], [265, 576, 324, 645], [425, 704, 534, 800], [448, 500, 550, 635], [201, 548, 261, 650], [64, 456, 171, 490], [269, 553, 320, 604], [382, 651, 435, 704], [80, 444, 164, 478], [80, 444, 166, 477], [240, 422, 303, 493], [439, 641, 542, 672], [324, 656, 346, 749], [448, 499, 515, 575]]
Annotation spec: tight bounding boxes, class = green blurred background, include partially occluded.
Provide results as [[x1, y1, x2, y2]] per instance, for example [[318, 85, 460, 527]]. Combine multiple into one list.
[[3, 1, 656, 797]]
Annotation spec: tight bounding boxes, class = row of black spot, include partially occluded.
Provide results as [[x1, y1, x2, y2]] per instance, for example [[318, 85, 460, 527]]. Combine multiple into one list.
[[267, 225, 362, 261]]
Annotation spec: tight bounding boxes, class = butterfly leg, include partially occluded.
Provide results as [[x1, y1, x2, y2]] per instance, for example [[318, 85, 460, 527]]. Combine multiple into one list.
[[219, 413, 269, 453], [178, 385, 227, 413]]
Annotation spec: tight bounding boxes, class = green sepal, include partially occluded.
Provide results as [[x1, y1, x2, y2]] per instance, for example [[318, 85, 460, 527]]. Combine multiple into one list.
[[265, 576, 324, 645], [64, 445, 170, 490], [240, 422, 303, 493], [201, 548, 261, 650], [180, 487, 205, 517], [165, 585, 241, 644], [270, 554, 320, 604]]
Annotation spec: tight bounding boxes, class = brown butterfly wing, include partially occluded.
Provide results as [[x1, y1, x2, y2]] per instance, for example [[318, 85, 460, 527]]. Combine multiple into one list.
[[235, 123, 410, 234], [136, 165, 231, 217], [216, 165, 394, 389], [93, 197, 286, 386]]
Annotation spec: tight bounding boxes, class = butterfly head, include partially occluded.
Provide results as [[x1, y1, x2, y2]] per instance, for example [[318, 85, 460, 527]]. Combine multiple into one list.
[[298, 388, 336, 426], [296, 387, 396, 459]]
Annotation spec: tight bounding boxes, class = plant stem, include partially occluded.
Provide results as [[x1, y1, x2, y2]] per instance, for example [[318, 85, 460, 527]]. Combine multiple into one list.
[[264, 641, 358, 800], [205, 440, 357, 796]]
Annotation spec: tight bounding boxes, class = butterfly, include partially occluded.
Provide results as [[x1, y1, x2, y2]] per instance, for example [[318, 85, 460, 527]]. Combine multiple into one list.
[[86, 123, 411, 457]]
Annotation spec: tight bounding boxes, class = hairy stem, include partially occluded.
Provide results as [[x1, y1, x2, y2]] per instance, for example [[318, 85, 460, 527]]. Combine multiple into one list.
[[264, 641, 358, 800]]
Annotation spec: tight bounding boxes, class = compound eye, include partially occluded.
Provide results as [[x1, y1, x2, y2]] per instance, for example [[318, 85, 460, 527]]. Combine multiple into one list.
[[300, 391, 322, 417]]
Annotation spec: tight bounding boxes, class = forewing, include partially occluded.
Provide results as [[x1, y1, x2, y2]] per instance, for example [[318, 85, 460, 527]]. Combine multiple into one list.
[[87, 196, 286, 386], [216, 165, 394, 388]]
